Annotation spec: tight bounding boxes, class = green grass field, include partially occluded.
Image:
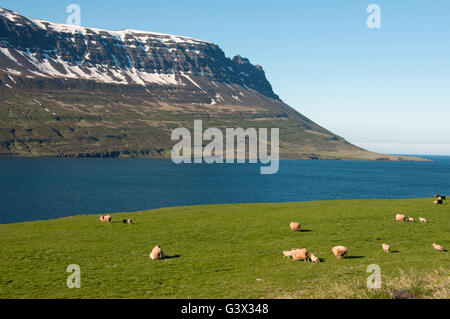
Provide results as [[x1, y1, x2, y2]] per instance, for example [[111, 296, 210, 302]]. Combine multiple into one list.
[[0, 198, 448, 299]]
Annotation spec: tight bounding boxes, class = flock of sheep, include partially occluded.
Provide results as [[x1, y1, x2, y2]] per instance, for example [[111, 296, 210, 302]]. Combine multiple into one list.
[[434, 194, 446, 205], [282, 222, 350, 263], [282, 195, 447, 263], [99, 195, 447, 262]]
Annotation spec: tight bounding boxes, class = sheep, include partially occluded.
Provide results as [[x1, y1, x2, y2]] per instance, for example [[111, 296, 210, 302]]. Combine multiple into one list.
[[282, 250, 293, 258], [150, 245, 165, 260], [382, 243, 391, 253], [290, 222, 301, 232], [100, 215, 111, 223], [435, 194, 441, 198], [408, 217, 414, 223], [291, 248, 310, 262], [332, 246, 349, 259], [127, 219, 133, 224], [440, 196, 447, 200], [419, 217, 428, 223], [434, 199, 443, 205], [122, 219, 127, 224], [310, 253, 320, 263], [395, 214, 406, 222], [432, 243, 444, 252]]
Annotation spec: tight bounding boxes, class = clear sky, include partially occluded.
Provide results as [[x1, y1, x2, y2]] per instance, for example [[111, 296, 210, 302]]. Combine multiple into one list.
[[2, 0, 449, 155]]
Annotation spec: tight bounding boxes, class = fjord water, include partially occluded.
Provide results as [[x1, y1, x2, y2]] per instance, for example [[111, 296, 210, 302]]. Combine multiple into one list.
[[1, 156, 449, 224]]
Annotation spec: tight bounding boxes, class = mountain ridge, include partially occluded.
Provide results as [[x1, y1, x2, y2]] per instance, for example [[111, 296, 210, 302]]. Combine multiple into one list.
[[0, 7, 426, 161], [0, 7, 279, 100]]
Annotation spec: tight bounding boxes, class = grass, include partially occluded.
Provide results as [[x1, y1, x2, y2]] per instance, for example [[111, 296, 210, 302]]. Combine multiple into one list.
[[0, 198, 448, 299]]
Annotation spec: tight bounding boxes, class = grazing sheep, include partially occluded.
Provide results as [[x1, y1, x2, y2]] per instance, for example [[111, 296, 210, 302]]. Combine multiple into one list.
[[127, 219, 133, 224], [432, 243, 444, 252], [434, 199, 443, 205], [291, 248, 310, 262], [150, 245, 165, 260], [290, 222, 301, 232], [382, 243, 391, 253], [310, 253, 320, 263], [408, 217, 414, 223], [395, 214, 406, 222], [283, 250, 293, 258], [332, 246, 349, 259], [419, 217, 428, 223], [100, 215, 111, 223]]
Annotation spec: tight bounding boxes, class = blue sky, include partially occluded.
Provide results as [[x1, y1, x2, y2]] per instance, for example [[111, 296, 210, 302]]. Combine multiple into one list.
[[2, 0, 449, 155]]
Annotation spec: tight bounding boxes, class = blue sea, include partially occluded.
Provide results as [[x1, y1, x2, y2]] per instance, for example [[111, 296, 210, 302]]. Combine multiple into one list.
[[0, 156, 449, 224]]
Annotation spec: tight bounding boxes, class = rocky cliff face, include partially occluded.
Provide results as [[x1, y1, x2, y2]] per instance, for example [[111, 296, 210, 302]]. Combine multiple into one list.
[[0, 7, 278, 100]]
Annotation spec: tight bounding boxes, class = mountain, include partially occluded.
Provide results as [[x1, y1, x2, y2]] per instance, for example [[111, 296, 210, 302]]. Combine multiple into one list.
[[0, 8, 424, 161]]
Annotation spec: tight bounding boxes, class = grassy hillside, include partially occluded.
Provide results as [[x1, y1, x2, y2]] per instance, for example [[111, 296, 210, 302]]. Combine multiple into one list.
[[0, 77, 426, 162], [0, 198, 448, 299]]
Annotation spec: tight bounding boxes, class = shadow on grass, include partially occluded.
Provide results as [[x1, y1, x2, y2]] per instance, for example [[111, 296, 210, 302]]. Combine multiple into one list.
[[164, 255, 181, 259], [300, 230, 313, 232], [108, 220, 139, 225], [345, 256, 364, 259], [390, 250, 400, 253]]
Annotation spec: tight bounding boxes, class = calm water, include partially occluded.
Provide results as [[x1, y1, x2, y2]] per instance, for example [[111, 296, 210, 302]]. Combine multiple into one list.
[[1, 156, 449, 224]]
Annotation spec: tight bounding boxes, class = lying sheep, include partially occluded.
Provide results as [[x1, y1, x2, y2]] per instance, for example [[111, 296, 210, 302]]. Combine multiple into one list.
[[395, 214, 406, 222], [282, 250, 293, 258], [150, 245, 165, 260], [382, 243, 391, 253], [290, 222, 301, 232], [127, 219, 133, 224], [291, 248, 310, 262], [408, 217, 414, 223], [332, 246, 349, 259], [122, 219, 127, 224], [310, 253, 320, 263], [432, 243, 444, 252], [419, 217, 427, 223], [434, 199, 443, 205]]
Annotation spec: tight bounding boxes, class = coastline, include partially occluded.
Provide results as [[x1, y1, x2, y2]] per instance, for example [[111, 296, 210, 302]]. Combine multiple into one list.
[[0, 153, 431, 162]]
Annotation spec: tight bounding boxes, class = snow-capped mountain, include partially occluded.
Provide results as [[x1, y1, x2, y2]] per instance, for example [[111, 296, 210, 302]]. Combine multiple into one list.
[[0, 7, 419, 161], [0, 7, 279, 100]]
